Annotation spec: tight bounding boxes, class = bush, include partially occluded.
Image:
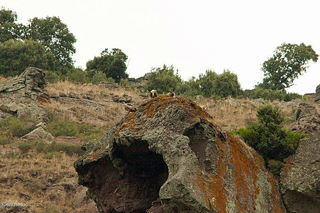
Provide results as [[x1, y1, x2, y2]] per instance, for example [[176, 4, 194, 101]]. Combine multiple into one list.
[[18, 143, 33, 154], [246, 87, 302, 101], [66, 67, 89, 84], [0, 116, 34, 139], [267, 160, 284, 177], [233, 105, 307, 161], [47, 119, 103, 142], [22, 141, 84, 157], [145, 65, 183, 94]]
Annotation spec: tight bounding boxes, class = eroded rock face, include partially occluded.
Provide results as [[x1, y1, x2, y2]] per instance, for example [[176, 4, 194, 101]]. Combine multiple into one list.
[[0, 67, 49, 123], [289, 103, 320, 134], [280, 132, 320, 213], [75, 96, 286, 212]]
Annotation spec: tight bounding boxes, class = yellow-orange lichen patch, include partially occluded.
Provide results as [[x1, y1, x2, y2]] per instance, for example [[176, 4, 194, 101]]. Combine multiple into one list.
[[196, 137, 228, 212], [141, 96, 211, 121], [267, 175, 286, 212], [281, 155, 294, 173], [228, 134, 261, 212], [117, 111, 137, 135]]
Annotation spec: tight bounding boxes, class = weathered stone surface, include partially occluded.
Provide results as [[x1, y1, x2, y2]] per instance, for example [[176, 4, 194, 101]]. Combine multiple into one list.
[[314, 84, 320, 102], [75, 96, 285, 212], [21, 126, 54, 143], [280, 132, 320, 213], [289, 103, 320, 134], [0, 67, 49, 123], [0, 67, 47, 100], [112, 93, 132, 103]]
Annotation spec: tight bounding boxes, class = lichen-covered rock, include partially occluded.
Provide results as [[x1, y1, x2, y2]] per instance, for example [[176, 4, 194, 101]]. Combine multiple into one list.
[[289, 103, 320, 134], [0, 67, 49, 123], [280, 132, 320, 213], [74, 96, 286, 213], [314, 84, 320, 102], [21, 126, 54, 143]]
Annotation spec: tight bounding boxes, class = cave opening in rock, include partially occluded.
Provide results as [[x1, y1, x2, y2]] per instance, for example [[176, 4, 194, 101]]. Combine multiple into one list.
[[111, 140, 169, 212]]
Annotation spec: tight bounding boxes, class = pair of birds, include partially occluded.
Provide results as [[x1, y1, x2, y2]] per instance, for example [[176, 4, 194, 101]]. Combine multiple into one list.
[[150, 90, 175, 98]]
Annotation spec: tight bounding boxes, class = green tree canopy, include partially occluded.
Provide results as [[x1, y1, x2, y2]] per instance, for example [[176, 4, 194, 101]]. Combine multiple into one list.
[[25, 16, 77, 71], [196, 69, 243, 98], [145, 65, 183, 94], [86, 48, 128, 83], [0, 7, 25, 42], [259, 43, 318, 91], [197, 70, 218, 97], [212, 70, 242, 97], [0, 39, 50, 76]]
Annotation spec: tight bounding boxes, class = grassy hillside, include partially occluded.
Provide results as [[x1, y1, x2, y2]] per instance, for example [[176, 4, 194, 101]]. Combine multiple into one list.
[[0, 80, 316, 212]]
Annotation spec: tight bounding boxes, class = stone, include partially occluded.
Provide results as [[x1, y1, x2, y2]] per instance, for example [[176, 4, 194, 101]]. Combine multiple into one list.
[[289, 102, 320, 134], [0, 67, 49, 123], [75, 96, 285, 212], [21, 126, 54, 143], [112, 93, 132, 103], [314, 84, 320, 102], [69, 92, 80, 99], [280, 131, 320, 213]]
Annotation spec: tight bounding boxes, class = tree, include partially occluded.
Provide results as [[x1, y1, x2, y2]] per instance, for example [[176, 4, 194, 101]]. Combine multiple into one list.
[[86, 48, 128, 83], [145, 65, 182, 94], [25, 16, 76, 71], [197, 69, 242, 98], [197, 70, 218, 97], [213, 70, 242, 97], [0, 7, 25, 42], [0, 39, 50, 76], [260, 43, 318, 91]]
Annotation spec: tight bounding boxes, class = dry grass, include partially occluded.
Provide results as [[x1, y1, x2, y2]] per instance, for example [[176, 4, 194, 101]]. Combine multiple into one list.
[[1, 79, 315, 212], [0, 75, 6, 84], [44, 81, 147, 128], [0, 146, 88, 212]]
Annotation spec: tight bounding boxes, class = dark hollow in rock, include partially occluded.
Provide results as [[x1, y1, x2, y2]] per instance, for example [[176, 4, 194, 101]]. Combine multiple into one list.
[[77, 141, 168, 212]]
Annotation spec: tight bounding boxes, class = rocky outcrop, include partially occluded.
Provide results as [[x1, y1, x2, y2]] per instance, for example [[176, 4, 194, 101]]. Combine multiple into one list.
[[0, 67, 48, 100], [128, 72, 151, 89], [289, 103, 320, 134], [75, 96, 285, 212], [0, 67, 49, 123], [314, 84, 320, 102], [280, 132, 320, 213]]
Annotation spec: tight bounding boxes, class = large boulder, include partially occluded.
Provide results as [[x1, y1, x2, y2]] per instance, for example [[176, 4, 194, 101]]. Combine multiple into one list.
[[280, 132, 320, 212], [75, 96, 286, 212], [0, 67, 48, 123]]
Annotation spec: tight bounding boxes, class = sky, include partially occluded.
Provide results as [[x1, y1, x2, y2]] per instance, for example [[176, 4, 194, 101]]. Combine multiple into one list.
[[2, 0, 320, 94]]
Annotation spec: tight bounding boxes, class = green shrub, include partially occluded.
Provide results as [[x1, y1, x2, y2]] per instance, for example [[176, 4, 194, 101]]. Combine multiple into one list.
[[66, 67, 90, 84], [47, 119, 103, 142], [0, 116, 34, 139], [18, 143, 33, 154], [145, 65, 183, 94], [267, 159, 284, 177], [245, 87, 302, 101], [233, 105, 307, 161], [0, 135, 12, 146], [34, 141, 84, 157]]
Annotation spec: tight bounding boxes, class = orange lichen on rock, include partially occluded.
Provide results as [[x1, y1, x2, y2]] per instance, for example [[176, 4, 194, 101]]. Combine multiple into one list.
[[196, 137, 228, 212], [141, 95, 211, 120], [228, 134, 260, 212], [118, 111, 136, 133]]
